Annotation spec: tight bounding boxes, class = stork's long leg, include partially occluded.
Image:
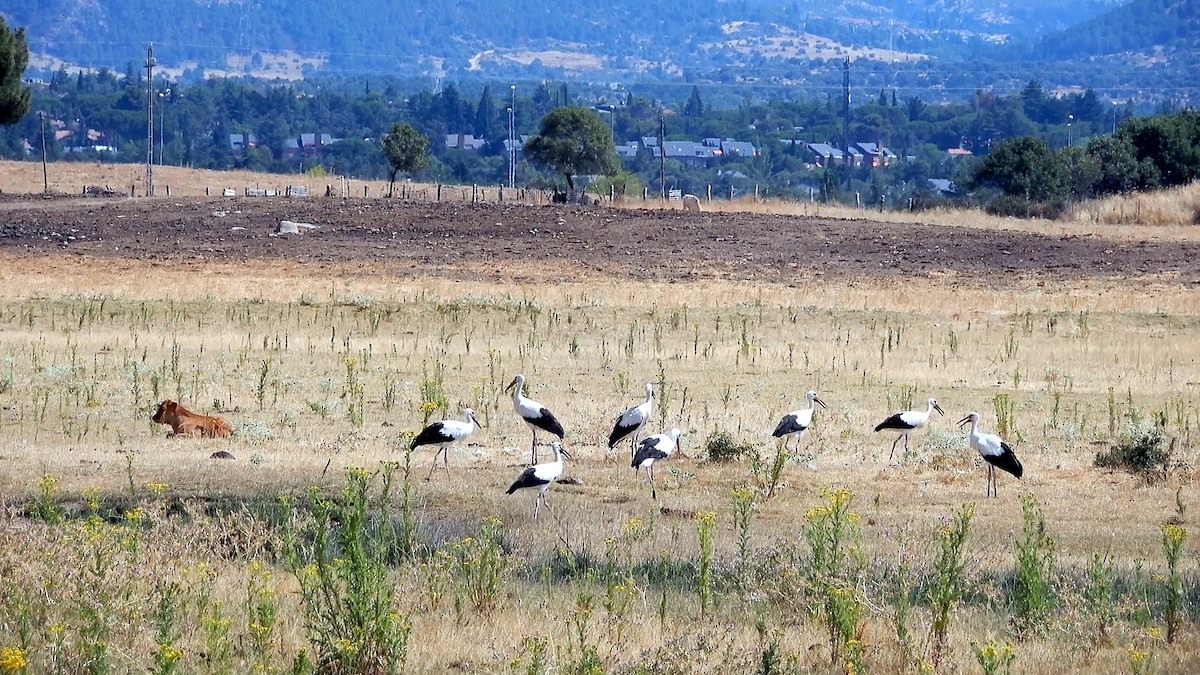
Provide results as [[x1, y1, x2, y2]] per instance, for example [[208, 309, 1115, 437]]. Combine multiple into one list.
[[889, 435, 901, 461], [530, 431, 539, 465], [649, 464, 658, 500], [425, 445, 445, 481]]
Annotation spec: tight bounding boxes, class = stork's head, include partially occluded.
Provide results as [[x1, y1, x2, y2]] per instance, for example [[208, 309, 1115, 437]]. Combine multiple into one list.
[[957, 411, 980, 428], [464, 407, 484, 428], [930, 398, 945, 416], [809, 391, 828, 409], [551, 440, 571, 459], [505, 374, 524, 393]]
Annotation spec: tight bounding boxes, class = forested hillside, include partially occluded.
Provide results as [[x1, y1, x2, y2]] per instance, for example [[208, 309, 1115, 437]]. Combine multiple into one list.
[[4, 0, 1166, 103]]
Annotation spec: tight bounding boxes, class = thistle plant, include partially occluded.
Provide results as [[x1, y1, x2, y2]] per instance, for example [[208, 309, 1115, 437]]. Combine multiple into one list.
[[1011, 494, 1056, 638], [565, 591, 603, 673], [731, 487, 756, 567], [928, 502, 975, 668], [803, 487, 866, 670], [695, 511, 717, 617], [1085, 553, 1115, 645], [288, 467, 413, 674], [1160, 523, 1187, 643], [454, 516, 509, 613]]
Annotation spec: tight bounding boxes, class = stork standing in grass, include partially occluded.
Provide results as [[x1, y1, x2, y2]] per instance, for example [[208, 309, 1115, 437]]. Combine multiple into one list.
[[632, 428, 681, 500], [506, 441, 570, 519], [958, 412, 1023, 497], [874, 397, 945, 461], [410, 408, 482, 480], [608, 382, 655, 458], [505, 373, 565, 464], [771, 390, 827, 454]]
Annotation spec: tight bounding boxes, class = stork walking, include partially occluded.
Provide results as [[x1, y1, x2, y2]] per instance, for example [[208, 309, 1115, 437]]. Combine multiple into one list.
[[410, 408, 481, 480], [958, 412, 1023, 497], [608, 382, 655, 457], [874, 397, 945, 461], [505, 373, 565, 464], [771, 390, 827, 453], [632, 428, 681, 500], [506, 441, 570, 519]]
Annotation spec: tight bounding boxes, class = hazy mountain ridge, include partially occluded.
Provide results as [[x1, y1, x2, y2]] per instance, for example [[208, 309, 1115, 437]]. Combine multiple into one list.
[[4, 0, 1190, 103]]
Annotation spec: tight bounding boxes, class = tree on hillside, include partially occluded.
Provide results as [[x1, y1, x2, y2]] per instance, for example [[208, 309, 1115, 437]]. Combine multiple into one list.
[[381, 122, 429, 197], [0, 17, 32, 125], [523, 106, 618, 191]]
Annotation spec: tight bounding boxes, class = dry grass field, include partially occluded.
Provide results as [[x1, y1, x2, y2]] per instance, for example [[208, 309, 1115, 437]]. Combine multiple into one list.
[[0, 161, 1197, 674]]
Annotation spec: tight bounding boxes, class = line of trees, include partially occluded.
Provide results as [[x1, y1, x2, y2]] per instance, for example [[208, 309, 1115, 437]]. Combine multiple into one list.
[[1, 19, 1195, 214]]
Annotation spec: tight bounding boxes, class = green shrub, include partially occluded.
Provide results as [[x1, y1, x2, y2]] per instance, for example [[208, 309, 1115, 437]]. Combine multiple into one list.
[[1094, 425, 1172, 480], [706, 430, 754, 463]]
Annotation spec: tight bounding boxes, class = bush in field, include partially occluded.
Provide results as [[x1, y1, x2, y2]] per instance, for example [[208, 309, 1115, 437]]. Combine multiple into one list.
[[706, 430, 754, 463], [1094, 424, 1172, 480], [285, 466, 412, 674]]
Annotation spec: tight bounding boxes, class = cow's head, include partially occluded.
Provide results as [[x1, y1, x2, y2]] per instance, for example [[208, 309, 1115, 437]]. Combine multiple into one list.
[[152, 399, 178, 423]]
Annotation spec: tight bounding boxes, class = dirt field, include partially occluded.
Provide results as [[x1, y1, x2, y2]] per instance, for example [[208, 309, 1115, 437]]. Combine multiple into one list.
[[3, 192, 1200, 284], [0, 178, 1197, 673]]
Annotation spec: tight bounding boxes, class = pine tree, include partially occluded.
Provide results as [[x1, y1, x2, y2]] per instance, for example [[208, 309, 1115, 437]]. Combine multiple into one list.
[[0, 17, 32, 125]]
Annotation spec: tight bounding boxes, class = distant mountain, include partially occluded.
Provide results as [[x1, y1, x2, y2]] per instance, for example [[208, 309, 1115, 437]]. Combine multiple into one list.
[[5, 0, 1193, 105], [1033, 0, 1199, 58]]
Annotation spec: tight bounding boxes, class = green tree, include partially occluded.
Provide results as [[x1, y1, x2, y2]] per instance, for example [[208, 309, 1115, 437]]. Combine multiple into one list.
[[523, 106, 618, 190], [381, 122, 429, 196], [1086, 135, 1142, 196], [969, 136, 1067, 202], [684, 85, 704, 117], [0, 17, 32, 125]]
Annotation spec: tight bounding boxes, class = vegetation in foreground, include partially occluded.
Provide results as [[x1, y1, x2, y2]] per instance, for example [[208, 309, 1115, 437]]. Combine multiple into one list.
[[0, 272, 1197, 673]]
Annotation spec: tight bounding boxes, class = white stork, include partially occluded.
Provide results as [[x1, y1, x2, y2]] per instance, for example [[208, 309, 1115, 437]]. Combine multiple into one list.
[[410, 408, 481, 480], [632, 428, 681, 500], [874, 397, 945, 461], [771, 390, 827, 453], [506, 440, 570, 519], [958, 412, 1024, 497], [608, 382, 655, 457], [505, 373, 565, 464]]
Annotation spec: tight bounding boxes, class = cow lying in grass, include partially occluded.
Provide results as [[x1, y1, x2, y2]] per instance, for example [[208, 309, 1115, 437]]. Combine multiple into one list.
[[152, 400, 232, 438]]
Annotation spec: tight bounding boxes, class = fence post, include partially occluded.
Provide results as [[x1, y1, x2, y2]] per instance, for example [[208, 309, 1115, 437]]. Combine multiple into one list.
[[437, 184, 442, 201], [855, 192, 860, 208], [707, 184, 712, 201]]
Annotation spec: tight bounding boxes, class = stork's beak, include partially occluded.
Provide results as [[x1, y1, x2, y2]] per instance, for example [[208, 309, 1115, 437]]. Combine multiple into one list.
[[559, 445, 572, 459], [957, 415, 972, 427], [815, 396, 828, 409], [934, 403, 945, 416], [471, 412, 486, 429], [504, 377, 517, 392]]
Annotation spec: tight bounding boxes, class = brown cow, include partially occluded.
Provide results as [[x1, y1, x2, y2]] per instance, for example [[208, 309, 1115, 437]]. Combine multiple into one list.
[[151, 400, 232, 438]]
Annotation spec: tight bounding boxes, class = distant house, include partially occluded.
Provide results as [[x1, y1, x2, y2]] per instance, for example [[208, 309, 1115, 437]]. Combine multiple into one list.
[[805, 143, 844, 167], [662, 140, 718, 166], [855, 142, 896, 167], [614, 141, 640, 160], [282, 132, 339, 159], [230, 133, 258, 153], [947, 147, 973, 159], [641, 136, 659, 149], [445, 133, 487, 151], [720, 139, 758, 158], [844, 145, 865, 167]]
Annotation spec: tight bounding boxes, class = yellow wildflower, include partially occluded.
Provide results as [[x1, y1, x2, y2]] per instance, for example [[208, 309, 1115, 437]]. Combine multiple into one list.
[[158, 644, 183, 663], [0, 646, 28, 672]]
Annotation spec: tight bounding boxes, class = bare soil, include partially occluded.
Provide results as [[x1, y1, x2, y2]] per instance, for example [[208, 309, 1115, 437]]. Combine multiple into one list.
[[1, 193, 1199, 285]]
